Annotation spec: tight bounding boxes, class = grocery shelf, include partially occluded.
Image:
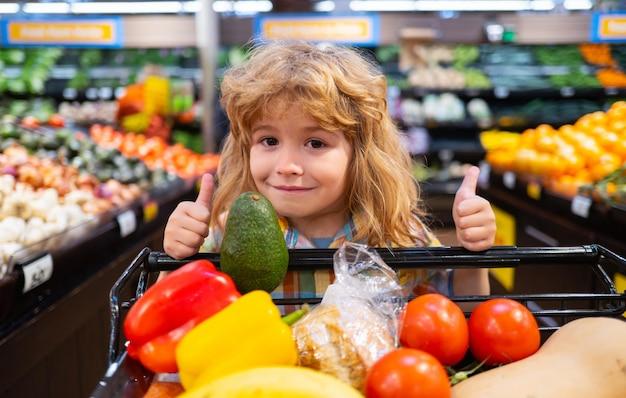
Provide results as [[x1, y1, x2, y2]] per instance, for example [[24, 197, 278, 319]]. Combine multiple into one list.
[[0, 178, 197, 338], [401, 87, 626, 101], [484, 170, 626, 234]]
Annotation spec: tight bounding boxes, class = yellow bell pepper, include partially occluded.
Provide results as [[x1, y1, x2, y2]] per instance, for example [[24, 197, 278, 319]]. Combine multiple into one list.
[[175, 290, 298, 390]]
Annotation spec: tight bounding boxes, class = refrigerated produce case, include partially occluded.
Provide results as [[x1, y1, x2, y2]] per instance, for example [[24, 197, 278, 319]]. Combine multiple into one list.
[[92, 245, 626, 397]]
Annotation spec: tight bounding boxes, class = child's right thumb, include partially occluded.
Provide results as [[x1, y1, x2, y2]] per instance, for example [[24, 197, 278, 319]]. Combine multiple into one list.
[[195, 173, 214, 209]]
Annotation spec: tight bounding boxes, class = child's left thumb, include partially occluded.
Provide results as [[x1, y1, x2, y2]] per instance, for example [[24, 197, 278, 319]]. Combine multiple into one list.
[[455, 166, 480, 203]]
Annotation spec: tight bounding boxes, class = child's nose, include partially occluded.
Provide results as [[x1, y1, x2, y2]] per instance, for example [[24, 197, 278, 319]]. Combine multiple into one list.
[[276, 150, 304, 176]]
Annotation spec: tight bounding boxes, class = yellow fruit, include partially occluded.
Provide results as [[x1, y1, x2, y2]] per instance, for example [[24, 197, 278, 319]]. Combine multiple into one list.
[[179, 367, 363, 398], [535, 134, 557, 153], [590, 153, 621, 181]]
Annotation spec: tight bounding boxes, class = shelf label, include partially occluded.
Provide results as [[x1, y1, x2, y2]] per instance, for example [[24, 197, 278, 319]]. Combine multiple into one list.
[[63, 87, 78, 100], [571, 195, 592, 218], [117, 210, 137, 237], [494, 86, 510, 99], [605, 87, 619, 96], [23, 254, 53, 293], [254, 14, 380, 45], [143, 200, 159, 223], [478, 161, 491, 189], [0, 18, 123, 48], [503, 172, 516, 189], [527, 181, 541, 200], [560, 87, 575, 97], [591, 13, 626, 42]]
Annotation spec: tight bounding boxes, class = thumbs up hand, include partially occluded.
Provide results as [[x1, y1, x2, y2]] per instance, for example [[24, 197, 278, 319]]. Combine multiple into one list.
[[164, 174, 214, 259], [453, 166, 496, 251]]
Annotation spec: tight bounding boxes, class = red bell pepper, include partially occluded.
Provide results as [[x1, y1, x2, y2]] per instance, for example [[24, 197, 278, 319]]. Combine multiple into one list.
[[124, 259, 240, 373]]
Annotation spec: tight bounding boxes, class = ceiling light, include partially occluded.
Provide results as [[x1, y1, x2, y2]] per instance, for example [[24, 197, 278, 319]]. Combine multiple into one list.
[[72, 2, 183, 14], [23, 2, 71, 14], [0, 3, 18, 14], [314, 1, 336, 12], [416, 1, 554, 12], [213, 1, 273, 13], [350, 1, 415, 11], [564, 0, 593, 10]]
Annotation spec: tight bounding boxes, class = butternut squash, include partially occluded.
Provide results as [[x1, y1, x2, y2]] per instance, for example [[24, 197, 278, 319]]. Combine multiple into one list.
[[452, 317, 626, 398]]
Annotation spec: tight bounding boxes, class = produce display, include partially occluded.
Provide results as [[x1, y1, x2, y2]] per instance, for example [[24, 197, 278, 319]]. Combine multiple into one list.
[[1, 124, 176, 189], [59, 101, 118, 125], [0, 49, 63, 95], [110, 192, 626, 398], [0, 141, 146, 273], [399, 95, 493, 128], [90, 124, 219, 179], [584, 165, 626, 205], [400, 44, 626, 91], [483, 101, 626, 198]]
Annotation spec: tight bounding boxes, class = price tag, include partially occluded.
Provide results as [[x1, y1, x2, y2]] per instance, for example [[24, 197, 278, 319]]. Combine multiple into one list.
[[605, 87, 619, 96], [560, 87, 575, 98], [86, 88, 98, 100], [503, 172, 516, 189], [63, 87, 77, 100], [114, 87, 126, 99], [22, 254, 53, 293], [571, 195, 592, 218], [494, 86, 510, 99], [117, 210, 137, 237], [99, 87, 113, 99], [143, 200, 159, 223], [478, 161, 491, 189], [527, 181, 541, 200]]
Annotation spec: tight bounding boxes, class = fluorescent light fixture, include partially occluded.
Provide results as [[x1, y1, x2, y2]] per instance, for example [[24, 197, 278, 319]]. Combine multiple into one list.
[[314, 1, 336, 12], [183, 1, 201, 13], [23, 2, 71, 14], [213, 1, 273, 13], [350, 1, 415, 11], [564, 0, 593, 10], [72, 1, 183, 14], [416, 1, 554, 11], [350, 0, 556, 12], [0, 3, 18, 14]]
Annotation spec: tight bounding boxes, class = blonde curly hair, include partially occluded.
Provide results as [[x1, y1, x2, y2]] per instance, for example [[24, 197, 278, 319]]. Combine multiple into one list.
[[212, 41, 430, 247]]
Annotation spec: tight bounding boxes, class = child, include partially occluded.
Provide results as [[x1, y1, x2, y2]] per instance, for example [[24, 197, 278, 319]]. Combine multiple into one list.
[[163, 42, 495, 297]]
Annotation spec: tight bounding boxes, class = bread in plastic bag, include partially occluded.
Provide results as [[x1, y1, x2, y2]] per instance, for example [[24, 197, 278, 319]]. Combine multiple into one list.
[[292, 242, 407, 391]]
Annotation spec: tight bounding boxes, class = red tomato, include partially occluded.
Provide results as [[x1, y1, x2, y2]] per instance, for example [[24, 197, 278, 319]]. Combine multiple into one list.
[[468, 298, 540, 365], [20, 116, 40, 129], [48, 114, 65, 127], [366, 348, 451, 398], [400, 294, 468, 366]]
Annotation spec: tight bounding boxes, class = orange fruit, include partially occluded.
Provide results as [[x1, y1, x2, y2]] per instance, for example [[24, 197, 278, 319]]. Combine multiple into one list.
[[589, 111, 608, 126], [598, 131, 620, 149], [590, 153, 621, 180], [535, 134, 557, 153]]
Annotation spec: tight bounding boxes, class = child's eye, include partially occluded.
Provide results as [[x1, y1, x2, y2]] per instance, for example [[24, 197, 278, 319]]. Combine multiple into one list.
[[306, 139, 326, 149], [261, 137, 279, 146]]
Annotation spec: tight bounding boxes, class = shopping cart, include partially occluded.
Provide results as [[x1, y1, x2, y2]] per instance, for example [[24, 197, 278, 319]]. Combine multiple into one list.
[[93, 245, 626, 397]]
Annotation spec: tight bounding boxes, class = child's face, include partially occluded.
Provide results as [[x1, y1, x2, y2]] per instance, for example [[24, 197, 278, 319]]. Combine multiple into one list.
[[249, 102, 352, 221]]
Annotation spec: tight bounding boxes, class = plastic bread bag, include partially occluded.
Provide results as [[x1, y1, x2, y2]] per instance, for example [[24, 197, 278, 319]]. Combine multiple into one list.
[[291, 242, 407, 391]]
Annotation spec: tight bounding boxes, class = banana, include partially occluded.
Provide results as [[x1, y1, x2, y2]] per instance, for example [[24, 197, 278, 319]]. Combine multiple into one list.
[[179, 366, 363, 398]]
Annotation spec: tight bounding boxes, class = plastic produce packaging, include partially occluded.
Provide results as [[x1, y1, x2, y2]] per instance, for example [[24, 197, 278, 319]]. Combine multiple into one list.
[[292, 243, 406, 391]]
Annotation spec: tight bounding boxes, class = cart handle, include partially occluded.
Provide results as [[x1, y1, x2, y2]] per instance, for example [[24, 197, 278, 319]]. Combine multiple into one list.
[[146, 245, 600, 271]]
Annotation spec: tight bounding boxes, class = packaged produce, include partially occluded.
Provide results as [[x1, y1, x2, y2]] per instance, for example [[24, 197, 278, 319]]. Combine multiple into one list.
[[292, 243, 406, 391]]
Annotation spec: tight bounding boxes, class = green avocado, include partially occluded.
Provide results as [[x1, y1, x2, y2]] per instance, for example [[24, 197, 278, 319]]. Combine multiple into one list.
[[221, 192, 288, 293]]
